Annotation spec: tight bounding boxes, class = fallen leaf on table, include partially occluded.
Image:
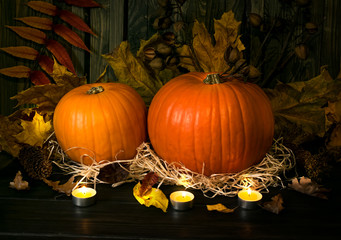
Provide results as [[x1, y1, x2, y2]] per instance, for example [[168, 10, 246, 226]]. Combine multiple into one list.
[[133, 182, 168, 213], [139, 172, 159, 196], [261, 194, 284, 214], [288, 177, 330, 199], [43, 176, 76, 196], [207, 203, 236, 213], [9, 171, 29, 190]]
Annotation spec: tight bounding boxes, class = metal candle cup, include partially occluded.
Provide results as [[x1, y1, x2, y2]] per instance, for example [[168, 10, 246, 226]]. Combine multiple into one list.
[[170, 191, 194, 211], [238, 189, 262, 209], [72, 186, 97, 207]]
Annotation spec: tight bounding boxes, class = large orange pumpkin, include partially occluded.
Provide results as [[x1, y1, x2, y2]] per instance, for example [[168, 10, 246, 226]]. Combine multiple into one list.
[[53, 83, 147, 165], [148, 72, 274, 176]]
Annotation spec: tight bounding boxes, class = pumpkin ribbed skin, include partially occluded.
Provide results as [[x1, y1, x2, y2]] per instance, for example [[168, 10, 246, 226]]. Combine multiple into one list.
[[148, 72, 274, 176], [53, 83, 147, 165]]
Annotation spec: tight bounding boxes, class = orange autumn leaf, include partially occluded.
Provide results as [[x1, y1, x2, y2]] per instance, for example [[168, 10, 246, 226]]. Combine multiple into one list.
[[43, 176, 77, 196], [0, 65, 31, 78], [58, 10, 95, 35], [6, 26, 46, 44], [45, 39, 76, 74], [15, 16, 53, 30], [64, 0, 101, 7], [0, 46, 39, 60], [37, 55, 54, 74], [29, 70, 51, 85], [27, 1, 57, 16], [53, 24, 90, 52]]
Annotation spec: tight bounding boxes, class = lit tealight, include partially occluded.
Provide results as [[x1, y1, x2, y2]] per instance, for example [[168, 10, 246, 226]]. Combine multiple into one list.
[[72, 186, 97, 207], [170, 191, 194, 211], [238, 188, 262, 209]]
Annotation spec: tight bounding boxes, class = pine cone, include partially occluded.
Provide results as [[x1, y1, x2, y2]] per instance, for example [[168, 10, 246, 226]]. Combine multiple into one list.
[[18, 145, 52, 180]]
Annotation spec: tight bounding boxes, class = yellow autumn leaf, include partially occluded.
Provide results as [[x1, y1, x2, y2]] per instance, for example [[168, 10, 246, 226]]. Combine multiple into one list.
[[179, 11, 244, 73], [14, 111, 52, 147], [206, 203, 236, 213], [133, 182, 169, 213]]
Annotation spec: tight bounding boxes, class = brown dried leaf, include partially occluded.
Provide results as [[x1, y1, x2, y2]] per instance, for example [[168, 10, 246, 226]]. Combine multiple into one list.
[[0, 65, 31, 78], [9, 171, 30, 190], [50, 58, 86, 88], [288, 177, 330, 199], [15, 17, 53, 30], [27, 1, 57, 16], [43, 176, 76, 196], [6, 26, 46, 44], [11, 84, 69, 113], [58, 10, 95, 35], [0, 46, 39, 60], [29, 70, 51, 85], [261, 194, 284, 214], [207, 203, 236, 213], [45, 39, 76, 74], [53, 24, 90, 52], [0, 115, 23, 157], [64, 0, 101, 7], [139, 172, 159, 197]]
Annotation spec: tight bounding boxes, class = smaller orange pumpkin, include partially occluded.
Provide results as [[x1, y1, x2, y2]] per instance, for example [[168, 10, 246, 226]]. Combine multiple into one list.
[[53, 83, 147, 165]]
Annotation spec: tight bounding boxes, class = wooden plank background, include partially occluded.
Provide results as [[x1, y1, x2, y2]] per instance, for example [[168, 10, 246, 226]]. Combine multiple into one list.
[[1, 0, 340, 116]]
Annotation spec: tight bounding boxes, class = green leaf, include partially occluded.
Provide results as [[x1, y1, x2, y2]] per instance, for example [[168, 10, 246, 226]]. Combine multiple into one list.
[[265, 68, 341, 145], [103, 41, 163, 106]]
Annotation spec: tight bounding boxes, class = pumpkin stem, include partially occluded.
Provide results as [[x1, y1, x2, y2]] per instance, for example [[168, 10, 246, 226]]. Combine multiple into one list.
[[203, 74, 222, 85], [87, 86, 104, 94]]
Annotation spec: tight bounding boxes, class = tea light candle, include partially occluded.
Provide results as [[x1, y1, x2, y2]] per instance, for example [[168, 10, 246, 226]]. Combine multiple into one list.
[[238, 188, 262, 209], [72, 186, 97, 207], [170, 191, 194, 211]]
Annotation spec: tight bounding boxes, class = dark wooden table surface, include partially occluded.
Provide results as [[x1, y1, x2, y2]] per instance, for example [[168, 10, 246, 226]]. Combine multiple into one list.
[[0, 152, 340, 240]]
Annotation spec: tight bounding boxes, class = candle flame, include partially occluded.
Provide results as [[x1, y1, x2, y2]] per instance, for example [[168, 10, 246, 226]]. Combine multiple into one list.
[[247, 188, 251, 196], [182, 191, 186, 198]]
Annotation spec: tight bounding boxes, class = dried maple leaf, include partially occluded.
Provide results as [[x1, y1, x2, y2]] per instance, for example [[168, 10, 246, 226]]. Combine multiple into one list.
[[9, 171, 30, 190], [13, 111, 52, 147], [265, 68, 341, 145], [288, 177, 330, 199], [0, 115, 23, 157], [0, 46, 39, 60], [133, 182, 168, 212], [43, 176, 76, 196], [207, 203, 236, 213], [261, 194, 284, 214], [178, 11, 244, 73], [103, 41, 163, 106], [15, 16, 53, 30], [139, 172, 159, 197]]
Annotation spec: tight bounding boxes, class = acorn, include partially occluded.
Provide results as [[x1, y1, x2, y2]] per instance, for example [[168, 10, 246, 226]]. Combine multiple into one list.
[[166, 55, 179, 67], [295, 44, 308, 60], [249, 13, 262, 27], [305, 22, 318, 34], [248, 65, 262, 79], [225, 47, 240, 65], [156, 42, 173, 56], [234, 59, 247, 71], [162, 32, 176, 45], [144, 47, 156, 61], [149, 57, 165, 70]]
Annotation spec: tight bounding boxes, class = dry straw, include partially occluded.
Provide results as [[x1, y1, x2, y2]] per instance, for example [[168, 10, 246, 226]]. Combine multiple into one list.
[[49, 138, 296, 197]]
